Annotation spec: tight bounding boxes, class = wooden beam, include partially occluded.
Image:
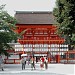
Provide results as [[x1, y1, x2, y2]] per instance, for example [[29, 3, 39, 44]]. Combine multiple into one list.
[[18, 39, 65, 42]]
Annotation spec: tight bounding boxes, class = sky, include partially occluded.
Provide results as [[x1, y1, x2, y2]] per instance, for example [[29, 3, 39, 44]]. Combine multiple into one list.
[[0, 0, 56, 16]]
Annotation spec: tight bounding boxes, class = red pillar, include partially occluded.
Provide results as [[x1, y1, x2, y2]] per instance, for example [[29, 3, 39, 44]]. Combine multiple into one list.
[[55, 54, 60, 63]]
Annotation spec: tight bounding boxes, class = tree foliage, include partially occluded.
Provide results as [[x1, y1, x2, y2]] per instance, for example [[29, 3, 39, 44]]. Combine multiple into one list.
[[53, 0, 75, 45], [0, 5, 18, 56]]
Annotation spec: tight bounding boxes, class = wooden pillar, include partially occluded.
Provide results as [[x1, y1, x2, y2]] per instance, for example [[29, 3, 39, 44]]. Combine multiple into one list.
[[22, 44, 24, 54], [67, 51, 69, 63], [59, 44, 60, 63], [43, 41, 44, 55], [32, 41, 34, 57], [55, 54, 60, 63], [41, 43, 42, 56], [48, 41, 49, 62], [14, 59, 15, 64], [39, 42, 40, 56]]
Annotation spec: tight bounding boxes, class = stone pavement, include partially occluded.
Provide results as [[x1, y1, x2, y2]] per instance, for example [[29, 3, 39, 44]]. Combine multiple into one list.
[[0, 63, 74, 75]]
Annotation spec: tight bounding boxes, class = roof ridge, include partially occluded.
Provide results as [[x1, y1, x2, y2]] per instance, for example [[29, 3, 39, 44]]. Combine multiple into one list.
[[16, 11, 52, 14]]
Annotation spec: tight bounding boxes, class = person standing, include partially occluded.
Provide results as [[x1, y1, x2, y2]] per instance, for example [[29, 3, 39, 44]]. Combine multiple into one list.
[[40, 59, 43, 70], [41, 56, 45, 68], [30, 57, 35, 70], [0, 56, 4, 71], [44, 57, 48, 69], [27, 56, 30, 65], [21, 56, 26, 70]]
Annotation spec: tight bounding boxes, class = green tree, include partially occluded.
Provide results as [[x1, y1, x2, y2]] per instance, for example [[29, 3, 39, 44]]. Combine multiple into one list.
[[0, 5, 18, 56], [53, 0, 75, 48]]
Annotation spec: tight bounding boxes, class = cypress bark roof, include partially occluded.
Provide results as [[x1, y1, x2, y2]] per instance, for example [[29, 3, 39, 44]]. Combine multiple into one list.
[[15, 11, 56, 24]]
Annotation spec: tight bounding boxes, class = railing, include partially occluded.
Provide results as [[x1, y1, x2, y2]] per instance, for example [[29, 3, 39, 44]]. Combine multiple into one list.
[[4, 59, 20, 64]]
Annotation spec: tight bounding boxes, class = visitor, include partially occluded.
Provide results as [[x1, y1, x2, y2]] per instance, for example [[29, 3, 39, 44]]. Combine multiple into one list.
[[21, 56, 26, 70], [40, 59, 43, 70], [30, 57, 35, 70], [44, 57, 48, 69], [41, 56, 45, 68], [0, 56, 4, 71]]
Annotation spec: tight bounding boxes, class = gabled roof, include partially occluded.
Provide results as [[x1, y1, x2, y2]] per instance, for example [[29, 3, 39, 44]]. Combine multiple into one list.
[[15, 11, 56, 24]]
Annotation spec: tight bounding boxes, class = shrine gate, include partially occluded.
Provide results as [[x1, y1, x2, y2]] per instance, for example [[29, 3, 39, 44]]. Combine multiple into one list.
[[14, 11, 65, 63], [4, 11, 75, 64]]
